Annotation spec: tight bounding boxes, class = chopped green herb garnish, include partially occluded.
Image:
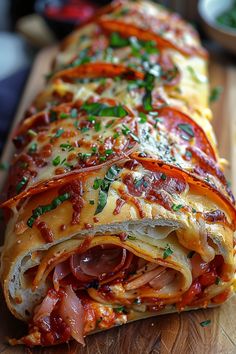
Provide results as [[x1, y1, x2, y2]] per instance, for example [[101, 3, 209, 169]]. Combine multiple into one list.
[[81, 126, 89, 133], [99, 156, 106, 162], [89, 200, 95, 205], [60, 143, 74, 152], [52, 156, 61, 166], [185, 150, 192, 159], [114, 306, 125, 313], [78, 153, 91, 160], [200, 320, 211, 327], [110, 32, 129, 47], [81, 102, 128, 118], [28, 129, 37, 137], [93, 178, 103, 190], [139, 112, 147, 123], [122, 124, 140, 142], [215, 277, 221, 285], [95, 165, 122, 215], [94, 122, 101, 132], [16, 176, 28, 193], [163, 245, 173, 259], [187, 250, 195, 258], [53, 128, 64, 139], [91, 146, 98, 153], [28, 142, 37, 154], [178, 123, 194, 139], [128, 235, 136, 240], [172, 204, 183, 212], [70, 108, 78, 118], [161, 173, 167, 180], [27, 193, 70, 228], [209, 86, 223, 103], [59, 112, 69, 119], [105, 149, 113, 156], [113, 132, 120, 139]]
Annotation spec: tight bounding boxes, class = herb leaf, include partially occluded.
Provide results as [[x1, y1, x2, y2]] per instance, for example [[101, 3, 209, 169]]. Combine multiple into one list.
[[178, 123, 194, 138], [16, 176, 28, 193], [200, 320, 211, 327], [163, 244, 173, 259], [27, 193, 70, 228], [209, 86, 223, 103], [95, 165, 122, 215], [81, 102, 128, 118]]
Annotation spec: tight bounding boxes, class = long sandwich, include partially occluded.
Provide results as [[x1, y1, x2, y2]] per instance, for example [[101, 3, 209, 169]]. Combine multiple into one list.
[[1, 0, 235, 347]]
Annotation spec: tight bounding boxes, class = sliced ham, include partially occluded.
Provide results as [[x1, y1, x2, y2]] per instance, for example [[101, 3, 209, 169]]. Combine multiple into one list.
[[33, 289, 59, 323], [59, 285, 85, 346]]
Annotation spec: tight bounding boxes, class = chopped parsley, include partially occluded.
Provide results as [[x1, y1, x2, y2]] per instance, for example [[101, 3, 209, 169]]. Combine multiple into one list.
[[163, 245, 173, 259], [209, 86, 223, 103], [128, 235, 136, 241], [89, 200, 95, 205], [81, 102, 128, 118], [59, 112, 69, 119], [16, 176, 28, 193], [27, 192, 70, 228], [178, 123, 194, 140], [200, 320, 211, 327], [122, 124, 140, 142], [28, 129, 37, 137], [53, 128, 64, 139], [70, 108, 78, 118], [161, 173, 167, 180], [94, 165, 122, 215], [172, 204, 183, 212], [28, 142, 37, 154], [93, 178, 103, 190], [139, 112, 147, 123], [60, 143, 74, 152], [114, 306, 125, 313], [52, 156, 61, 166], [215, 277, 221, 285]]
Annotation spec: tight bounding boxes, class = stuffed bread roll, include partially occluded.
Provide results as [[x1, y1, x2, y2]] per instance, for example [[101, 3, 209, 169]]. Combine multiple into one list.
[[1, 0, 235, 348]]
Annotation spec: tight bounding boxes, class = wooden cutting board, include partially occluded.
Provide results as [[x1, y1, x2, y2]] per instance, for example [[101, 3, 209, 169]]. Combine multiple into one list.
[[0, 44, 236, 354]]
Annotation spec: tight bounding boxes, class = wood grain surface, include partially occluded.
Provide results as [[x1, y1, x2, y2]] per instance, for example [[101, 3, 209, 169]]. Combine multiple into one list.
[[0, 44, 236, 354]]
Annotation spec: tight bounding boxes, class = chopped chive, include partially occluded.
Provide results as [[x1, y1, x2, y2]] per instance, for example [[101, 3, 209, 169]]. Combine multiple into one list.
[[161, 173, 167, 180], [59, 112, 69, 119], [200, 320, 211, 327], [178, 123, 194, 138], [172, 204, 183, 212], [28, 129, 37, 137], [53, 128, 64, 139], [52, 156, 61, 166], [70, 108, 78, 118], [209, 86, 223, 103], [28, 142, 37, 154], [16, 176, 28, 193], [163, 244, 173, 259], [93, 178, 103, 190], [27, 193, 70, 228], [89, 200, 95, 205], [128, 235, 136, 241], [139, 112, 147, 123]]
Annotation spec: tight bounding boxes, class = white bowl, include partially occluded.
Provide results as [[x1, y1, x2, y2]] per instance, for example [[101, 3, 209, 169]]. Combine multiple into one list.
[[198, 0, 236, 55]]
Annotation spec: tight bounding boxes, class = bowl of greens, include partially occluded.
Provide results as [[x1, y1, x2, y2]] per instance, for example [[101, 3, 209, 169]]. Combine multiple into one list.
[[199, 0, 236, 54]]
